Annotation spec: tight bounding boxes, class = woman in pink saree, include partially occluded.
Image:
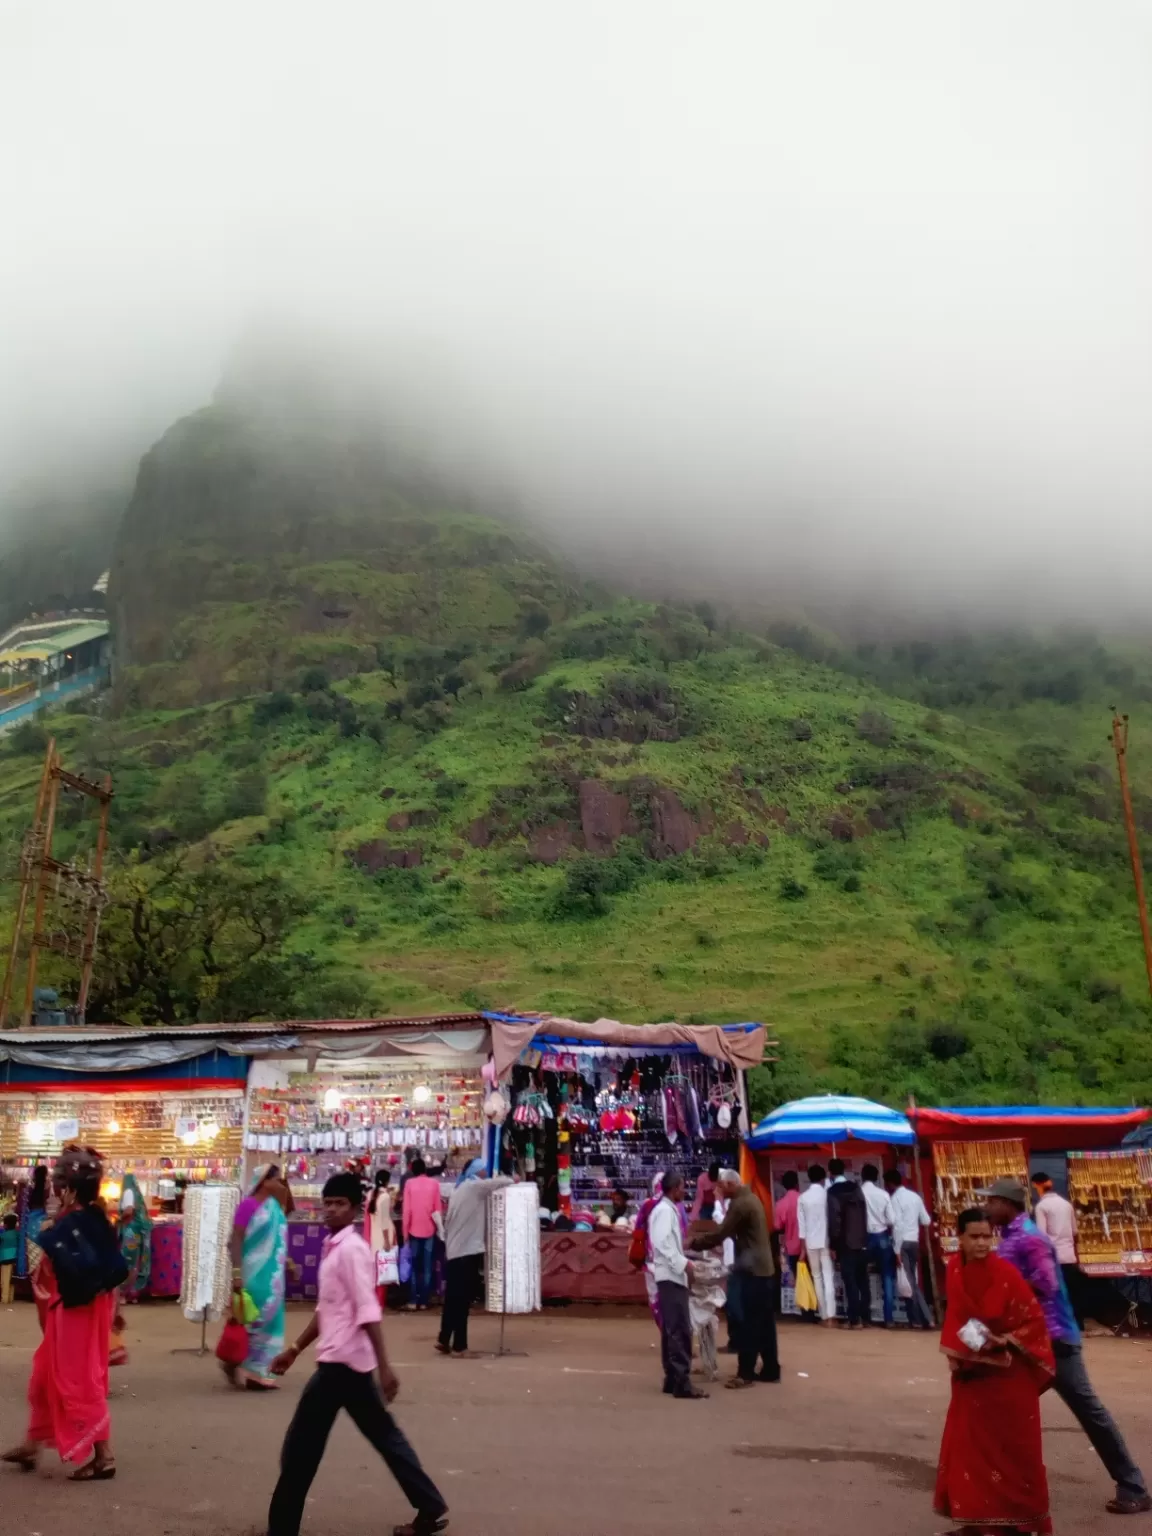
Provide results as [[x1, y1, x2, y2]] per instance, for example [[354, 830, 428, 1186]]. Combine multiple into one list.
[[2, 1146, 127, 1482]]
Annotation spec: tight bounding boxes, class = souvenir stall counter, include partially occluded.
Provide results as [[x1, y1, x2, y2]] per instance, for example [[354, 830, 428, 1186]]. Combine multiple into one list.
[[909, 1104, 1152, 1309], [242, 1025, 492, 1303], [909, 1105, 1152, 1258], [243, 1063, 486, 1208], [0, 1049, 248, 1287], [745, 1094, 918, 1320], [485, 1015, 767, 1303]]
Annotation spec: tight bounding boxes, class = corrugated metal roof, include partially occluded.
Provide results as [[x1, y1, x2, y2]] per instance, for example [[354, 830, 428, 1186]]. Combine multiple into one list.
[[0, 1013, 486, 1044], [0, 621, 108, 668]]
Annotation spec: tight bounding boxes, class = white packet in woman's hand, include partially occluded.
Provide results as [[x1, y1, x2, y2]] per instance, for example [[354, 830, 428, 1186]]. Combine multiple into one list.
[[958, 1318, 991, 1352]]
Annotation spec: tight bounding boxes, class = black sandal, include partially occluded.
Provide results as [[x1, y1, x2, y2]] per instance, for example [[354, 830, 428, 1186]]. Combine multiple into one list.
[[70, 1457, 116, 1482], [393, 1517, 449, 1535], [1, 1447, 37, 1473]]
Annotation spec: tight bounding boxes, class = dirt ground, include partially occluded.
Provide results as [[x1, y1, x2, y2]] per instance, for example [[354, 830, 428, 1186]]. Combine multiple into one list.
[[2, 1301, 1150, 1536]]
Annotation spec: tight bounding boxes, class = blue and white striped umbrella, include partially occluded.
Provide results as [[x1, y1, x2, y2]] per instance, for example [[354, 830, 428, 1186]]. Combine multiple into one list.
[[747, 1093, 914, 1149]]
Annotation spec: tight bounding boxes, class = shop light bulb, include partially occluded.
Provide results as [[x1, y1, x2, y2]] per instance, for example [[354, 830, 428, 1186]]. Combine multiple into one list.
[[25, 1119, 46, 1144], [200, 1119, 219, 1140], [412, 1084, 431, 1105], [181, 1128, 199, 1147], [107, 1119, 121, 1135], [323, 1087, 342, 1111]]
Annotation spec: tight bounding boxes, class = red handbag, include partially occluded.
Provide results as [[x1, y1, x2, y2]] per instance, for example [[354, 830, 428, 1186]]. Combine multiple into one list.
[[627, 1225, 647, 1270], [215, 1316, 248, 1367]]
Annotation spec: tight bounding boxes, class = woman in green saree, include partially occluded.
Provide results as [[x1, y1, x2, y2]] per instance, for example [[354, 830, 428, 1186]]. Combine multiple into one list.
[[227, 1165, 292, 1390], [118, 1175, 152, 1300]]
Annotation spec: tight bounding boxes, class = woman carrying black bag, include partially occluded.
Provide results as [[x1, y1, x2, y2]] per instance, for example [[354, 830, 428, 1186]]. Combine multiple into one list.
[[1, 1145, 127, 1482]]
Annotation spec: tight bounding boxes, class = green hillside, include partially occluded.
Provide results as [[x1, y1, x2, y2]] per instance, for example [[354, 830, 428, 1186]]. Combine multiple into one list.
[[6, 599, 1152, 1116], [5, 385, 1152, 1114]]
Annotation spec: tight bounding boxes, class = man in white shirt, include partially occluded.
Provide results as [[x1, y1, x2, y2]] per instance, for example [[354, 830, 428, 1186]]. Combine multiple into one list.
[[1032, 1172, 1082, 1323], [797, 1163, 836, 1325], [648, 1170, 706, 1400], [884, 1169, 934, 1329], [860, 1164, 896, 1326]]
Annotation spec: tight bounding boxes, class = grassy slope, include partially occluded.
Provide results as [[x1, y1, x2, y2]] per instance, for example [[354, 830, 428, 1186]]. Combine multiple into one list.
[[7, 624, 1152, 1115]]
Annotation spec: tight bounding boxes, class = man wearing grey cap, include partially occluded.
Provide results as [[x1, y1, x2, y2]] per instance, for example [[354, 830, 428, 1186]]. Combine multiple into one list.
[[981, 1176, 1150, 1516]]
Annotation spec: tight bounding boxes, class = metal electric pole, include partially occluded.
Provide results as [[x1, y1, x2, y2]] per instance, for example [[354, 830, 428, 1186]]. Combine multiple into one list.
[[1110, 710, 1152, 1006]]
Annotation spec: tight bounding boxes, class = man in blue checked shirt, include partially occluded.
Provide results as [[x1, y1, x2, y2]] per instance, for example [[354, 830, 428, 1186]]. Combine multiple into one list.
[[981, 1177, 1150, 1516]]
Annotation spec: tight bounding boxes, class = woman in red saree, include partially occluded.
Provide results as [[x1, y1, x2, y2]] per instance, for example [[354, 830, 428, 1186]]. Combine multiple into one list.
[[935, 1207, 1055, 1535], [2, 1147, 126, 1482]]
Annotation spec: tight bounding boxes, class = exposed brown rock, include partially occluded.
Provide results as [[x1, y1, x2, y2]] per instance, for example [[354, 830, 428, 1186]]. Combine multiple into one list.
[[528, 821, 576, 864], [467, 818, 492, 849], [540, 734, 562, 748], [765, 805, 788, 827], [380, 787, 396, 799], [649, 788, 704, 858], [579, 779, 639, 855], [723, 821, 749, 846], [349, 840, 423, 872], [826, 808, 856, 843], [387, 811, 411, 832]]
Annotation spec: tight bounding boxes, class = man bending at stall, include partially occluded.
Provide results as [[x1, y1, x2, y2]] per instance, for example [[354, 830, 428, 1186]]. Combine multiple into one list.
[[265, 1172, 449, 1536]]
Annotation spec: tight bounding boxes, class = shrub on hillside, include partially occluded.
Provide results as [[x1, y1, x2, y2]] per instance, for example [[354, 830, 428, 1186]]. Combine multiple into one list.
[[778, 875, 808, 901], [6, 719, 49, 756], [546, 850, 645, 920], [253, 691, 295, 725], [857, 710, 895, 748]]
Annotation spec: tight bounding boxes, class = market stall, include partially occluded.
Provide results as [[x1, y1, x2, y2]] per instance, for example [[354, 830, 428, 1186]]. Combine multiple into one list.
[[239, 1018, 491, 1303], [0, 1036, 251, 1287], [909, 1104, 1152, 1304], [746, 1094, 919, 1319], [0, 1014, 490, 1299], [485, 1015, 766, 1302]]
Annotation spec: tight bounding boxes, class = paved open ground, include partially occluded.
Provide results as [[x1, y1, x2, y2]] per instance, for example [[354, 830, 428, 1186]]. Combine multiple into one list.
[[1, 1301, 1150, 1535]]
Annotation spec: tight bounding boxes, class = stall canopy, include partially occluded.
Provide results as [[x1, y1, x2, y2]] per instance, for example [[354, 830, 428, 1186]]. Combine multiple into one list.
[[910, 1105, 1150, 1153], [748, 1093, 914, 1149], [483, 1012, 766, 1079]]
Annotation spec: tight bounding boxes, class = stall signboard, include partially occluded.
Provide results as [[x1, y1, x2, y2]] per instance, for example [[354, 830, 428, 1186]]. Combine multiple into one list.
[[174, 1116, 199, 1138], [766, 1151, 912, 1193], [53, 1118, 79, 1141], [1068, 1149, 1152, 1276]]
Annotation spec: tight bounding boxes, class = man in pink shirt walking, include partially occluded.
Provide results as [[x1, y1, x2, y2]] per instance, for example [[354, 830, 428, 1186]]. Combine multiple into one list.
[[267, 1172, 448, 1536], [402, 1158, 442, 1312]]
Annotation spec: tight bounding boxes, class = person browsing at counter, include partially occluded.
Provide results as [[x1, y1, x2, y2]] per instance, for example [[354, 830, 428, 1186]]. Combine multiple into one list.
[[435, 1160, 513, 1358]]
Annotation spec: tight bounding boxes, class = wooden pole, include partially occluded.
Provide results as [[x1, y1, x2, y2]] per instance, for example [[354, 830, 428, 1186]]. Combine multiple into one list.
[[908, 1093, 943, 1325], [22, 750, 60, 1026], [1110, 711, 1152, 1005], [0, 738, 54, 1024], [76, 773, 112, 1016]]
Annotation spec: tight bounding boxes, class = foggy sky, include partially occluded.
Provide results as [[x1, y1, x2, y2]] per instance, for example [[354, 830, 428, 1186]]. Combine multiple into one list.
[[3, 1, 1152, 628]]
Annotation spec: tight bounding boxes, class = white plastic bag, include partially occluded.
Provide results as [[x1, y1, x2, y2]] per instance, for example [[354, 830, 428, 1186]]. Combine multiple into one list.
[[376, 1250, 400, 1288], [958, 1317, 990, 1352], [896, 1262, 913, 1301]]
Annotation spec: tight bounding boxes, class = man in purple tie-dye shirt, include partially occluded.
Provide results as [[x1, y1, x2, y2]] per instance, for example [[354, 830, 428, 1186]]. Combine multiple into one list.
[[982, 1177, 1149, 1517]]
